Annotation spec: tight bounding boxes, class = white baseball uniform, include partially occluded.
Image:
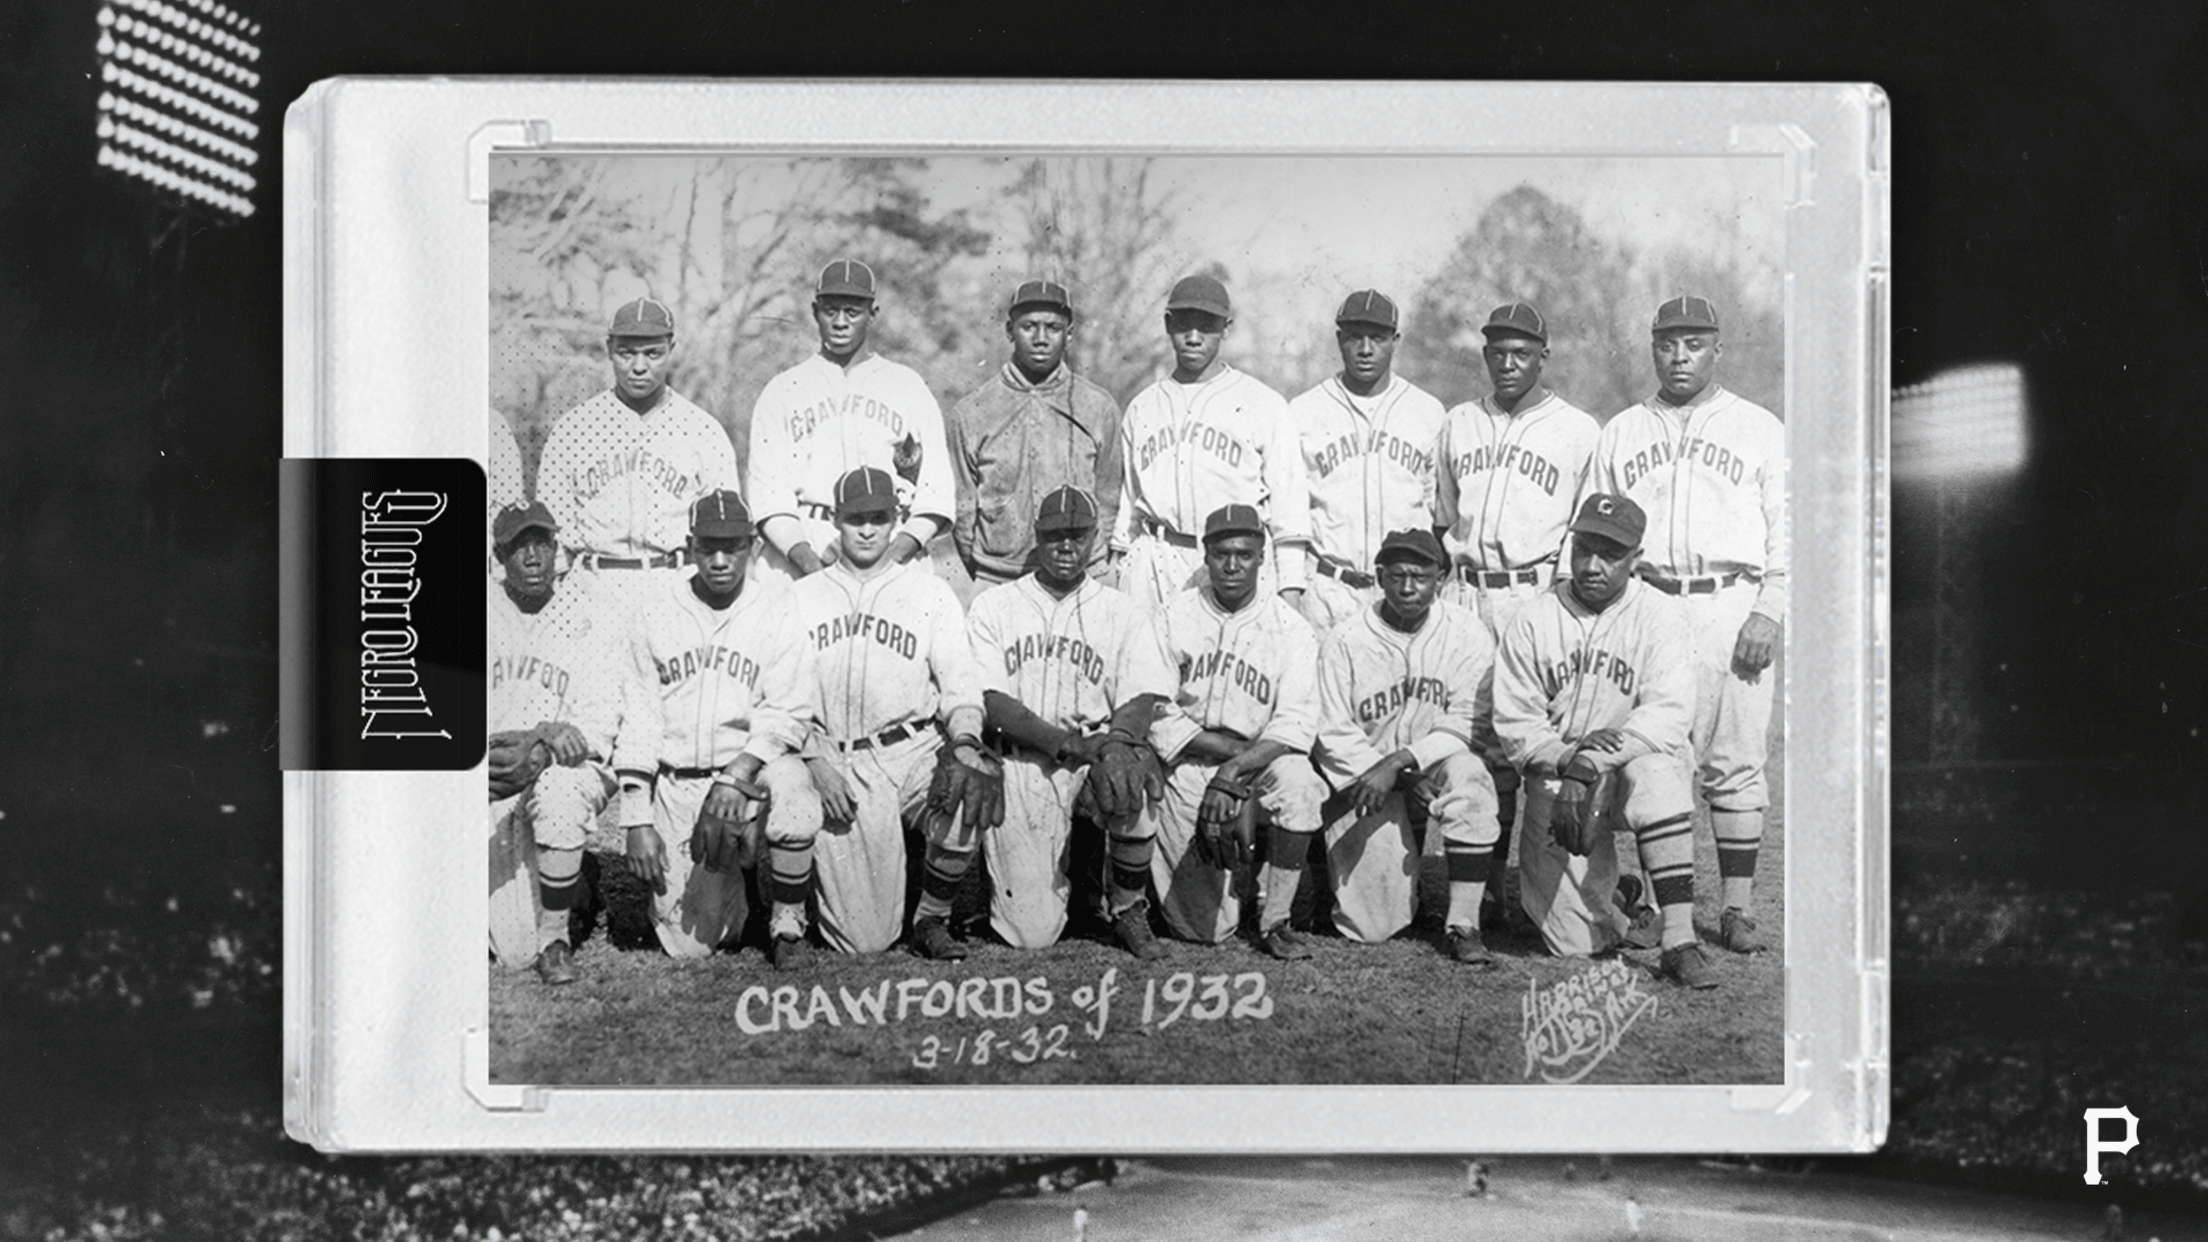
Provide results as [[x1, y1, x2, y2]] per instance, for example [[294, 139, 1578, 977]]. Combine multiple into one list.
[[1111, 365, 1312, 610], [747, 353, 954, 584], [487, 406, 526, 570], [1313, 599, 1500, 942], [1585, 384, 1785, 811], [1493, 577, 1696, 956], [794, 561, 986, 954], [966, 574, 1178, 948], [1288, 374, 1448, 631], [486, 579, 619, 968], [612, 572, 823, 958], [1435, 388, 1600, 633], [1143, 585, 1326, 943]]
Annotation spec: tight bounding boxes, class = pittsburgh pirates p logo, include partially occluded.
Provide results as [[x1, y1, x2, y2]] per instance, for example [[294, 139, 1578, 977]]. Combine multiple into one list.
[[2082, 1106, 2140, 1184]]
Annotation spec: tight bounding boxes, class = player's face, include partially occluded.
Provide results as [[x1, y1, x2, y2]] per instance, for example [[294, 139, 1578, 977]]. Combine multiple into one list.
[[1482, 335, 1548, 406], [835, 508, 896, 569], [1336, 327, 1397, 389], [813, 296, 876, 363], [1376, 558, 1441, 629], [1569, 533, 1640, 610], [689, 534, 753, 597], [499, 530, 558, 598], [1652, 330, 1721, 403], [1035, 526, 1095, 590], [1164, 310, 1228, 379], [1007, 308, 1070, 379], [1202, 533, 1265, 610], [608, 336, 673, 407]]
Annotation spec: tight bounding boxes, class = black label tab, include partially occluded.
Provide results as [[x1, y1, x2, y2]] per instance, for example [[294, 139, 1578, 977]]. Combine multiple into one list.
[[281, 458, 486, 771]]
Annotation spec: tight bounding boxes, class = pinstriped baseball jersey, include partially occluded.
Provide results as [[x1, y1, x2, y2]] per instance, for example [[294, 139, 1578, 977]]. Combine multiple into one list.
[[1586, 385, 1788, 618], [747, 353, 954, 543], [488, 581, 621, 757], [1289, 374, 1447, 573], [612, 574, 816, 776], [1149, 585, 1322, 761], [1435, 389, 1600, 571], [1492, 578, 1695, 776], [536, 388, 740, 561], [1314, 598, 1494, 788], [793, 560, 986, 742], [967, 575, 1177, 734], [1112, 365, 1312, 582]]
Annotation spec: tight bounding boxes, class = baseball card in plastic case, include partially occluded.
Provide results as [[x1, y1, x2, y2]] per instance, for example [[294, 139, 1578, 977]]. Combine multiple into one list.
[[282, 80, 1889, 1152]]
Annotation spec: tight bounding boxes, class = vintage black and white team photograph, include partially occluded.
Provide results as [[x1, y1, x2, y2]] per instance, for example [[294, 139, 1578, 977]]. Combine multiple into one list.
[[483, 150, 1793, 1086]]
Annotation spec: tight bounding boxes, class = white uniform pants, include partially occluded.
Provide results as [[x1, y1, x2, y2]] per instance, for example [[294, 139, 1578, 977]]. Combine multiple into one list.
[[1517, 751, 1694, 957], [1144, 753, 1328, 944], [1319, 750, 1498, 943], [813, 731, 941, 955], [646, 757, 823, 958], [488, 761, 613, 968], [983, 752, 1136, 949], [1680, 582, 1775, 811]]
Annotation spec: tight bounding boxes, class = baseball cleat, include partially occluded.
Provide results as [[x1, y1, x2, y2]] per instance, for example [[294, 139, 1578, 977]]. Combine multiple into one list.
[[769, 933, 814, 972], [1660, 942, 1718, 989], [532, 941, 580, 986], [1256, 922, 1314, 961], [1112, 902, 1169, 962], [1444, 925, 1496, 968], [909, 916, 969, 961], [1719, 907, 1766, 954]]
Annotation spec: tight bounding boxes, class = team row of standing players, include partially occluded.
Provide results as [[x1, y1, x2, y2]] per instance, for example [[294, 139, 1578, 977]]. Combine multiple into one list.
[[486, 260, 1785, 992]]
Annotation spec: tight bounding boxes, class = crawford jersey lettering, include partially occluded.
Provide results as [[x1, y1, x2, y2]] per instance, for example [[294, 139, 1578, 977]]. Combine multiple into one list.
[[1002, 633, 1108, 686], [807, 611, 921, 661], [1180, 647, 1276, 707], [1136, 420, 1245, 473], [784, 392, 908, 443], [656, 643, 763, 689], [1618, 433, 1749, 492], [1310, 428, 1435, 481], [573, 446, 697, 506], [491, 653, 572, 701], [1451, 441, 1564, 496], [1550, 645, 1639, 697], [1357, 676, 1453, 724]]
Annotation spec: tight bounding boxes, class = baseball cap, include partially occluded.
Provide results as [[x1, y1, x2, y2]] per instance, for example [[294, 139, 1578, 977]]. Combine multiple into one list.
[[1335, 290, 1399, 331], [1165, 273, 1232, 318], [689, 489, 754, 539], [1569, 493, 1647, 548], [1202, 503, 1266, 543], [1034, 485, 1100, 535], [491, 500, 557, 546], [1652, 295, 1721, 334], [1374, 528, 1446, 569], [1009, 278, 1074, 319], [816, 259, 877, 300], [833, 466, 900, 519], [1481, 302, 1547, 343], [607, 296, 675, 339]]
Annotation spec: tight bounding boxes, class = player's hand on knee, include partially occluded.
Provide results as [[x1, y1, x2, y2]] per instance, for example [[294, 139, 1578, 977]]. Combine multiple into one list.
[[1351, 751, 1415, 816], [695, 777, 769, 872], [1732, 613, 1781, 681], [487, 731, 552, 801], [806, 757, 857, 825], [929, 740, 1005, 834], [1092, 741, 1161, 818], [1198, 772, 1254, 868], [534, 720, 592, 767], [1577, 727, 1626, 755], [625, 824, 669, 895]]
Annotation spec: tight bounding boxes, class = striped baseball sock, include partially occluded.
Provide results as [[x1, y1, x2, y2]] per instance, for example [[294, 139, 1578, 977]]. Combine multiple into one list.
[[1635, 813, 1697, 949], [1442, 840, 1493, 932], [1107, 831, 1153, 915], [536, 845, 582, 950], [1259, 825, 1313, 931], [767, 841, 813, 939], [1711, 809, 1763, 910], [913, 845, 973, 923]]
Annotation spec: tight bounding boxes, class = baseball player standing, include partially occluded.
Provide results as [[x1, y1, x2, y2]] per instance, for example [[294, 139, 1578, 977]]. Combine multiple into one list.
[[486, 501, 620, 985], [1313, 529, 1502, 961], [612, 490, 825, 966], [1287, 290, 1448, 634], [793, 467, 995, 956], [1586, 296, 1786, 954], [1143, 504, 1328, 956], [1493, 494, 1714, 986], [946, 278, 1125, 600], [1110, 273, 1313, 614], [1434, 303, 1602, 915], [958, 486, 1178, 955], [534, 297, 742, 614], [748, 259, 955, 586]]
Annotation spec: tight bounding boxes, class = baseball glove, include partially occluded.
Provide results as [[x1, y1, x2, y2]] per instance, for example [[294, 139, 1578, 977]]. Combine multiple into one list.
[[692, 774, 771, 873], [928, 742, 1006, 835], [892, 432, 924, 484], [1549, 754, 1613, 857], [1085, 740, 1164, 819], [487, 730, 551, 802], [1195, 771, 1257, 869]]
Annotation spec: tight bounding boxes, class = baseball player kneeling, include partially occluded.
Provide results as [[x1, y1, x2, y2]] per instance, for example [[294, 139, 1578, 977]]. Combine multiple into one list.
[[795, 467, 999, 958], [1494, 494, 1716, 988], [959, 486, 1178, 956], [612, 490, 826, 967], [487, 501, 620, 985], [1313, 529, 1502, 963], [1145, 504, 1328, 957]]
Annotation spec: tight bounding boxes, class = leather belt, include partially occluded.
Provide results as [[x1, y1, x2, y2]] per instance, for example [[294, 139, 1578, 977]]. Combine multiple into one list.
[[1315, 557, 1375, 590], [661, 764, 722, 780], [1456, 565, 1544, 589], [833, 720, 928, 753], [1640, 570, 1747, 596], [578, 550, 687, 570], [1138, 517, 1200, 550]]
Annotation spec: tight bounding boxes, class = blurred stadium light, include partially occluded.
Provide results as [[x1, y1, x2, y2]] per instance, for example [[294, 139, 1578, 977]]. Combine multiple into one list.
[[1892, 363, 2027, 481], [92, 0, 262, 220]]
